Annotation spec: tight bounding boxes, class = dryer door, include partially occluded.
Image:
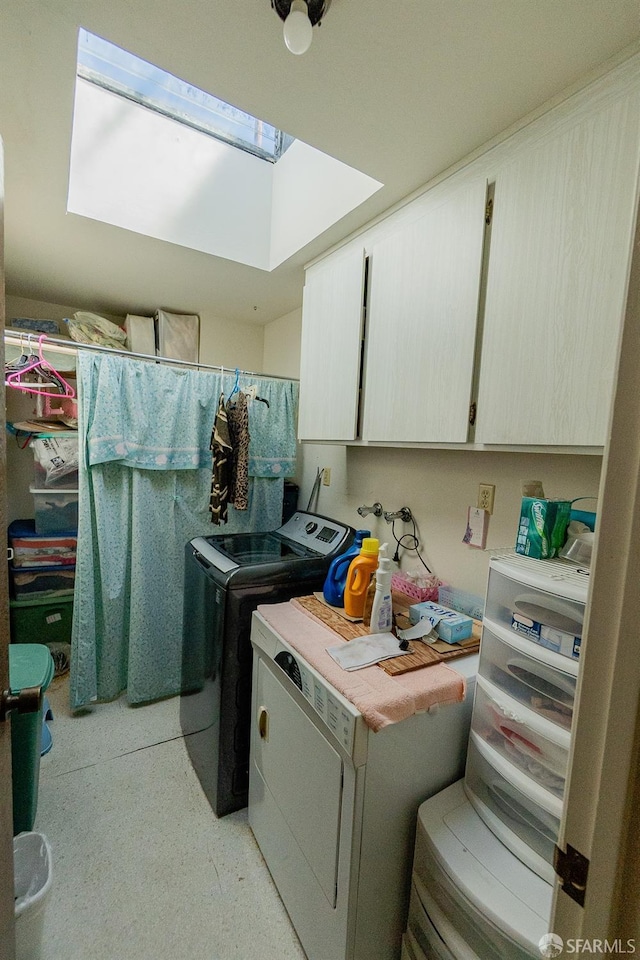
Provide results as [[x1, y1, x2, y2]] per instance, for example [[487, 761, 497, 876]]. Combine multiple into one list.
[[252, 657, 344, 906]]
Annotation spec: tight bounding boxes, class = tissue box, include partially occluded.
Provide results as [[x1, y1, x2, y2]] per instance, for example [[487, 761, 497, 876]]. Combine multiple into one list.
[[511, 613, 581, 661], [409, 601, 473, 643], [515, 498, 571, 559]]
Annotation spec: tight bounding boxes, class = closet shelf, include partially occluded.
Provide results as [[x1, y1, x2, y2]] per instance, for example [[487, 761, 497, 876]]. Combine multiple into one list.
[[6, 421, 78, 439]]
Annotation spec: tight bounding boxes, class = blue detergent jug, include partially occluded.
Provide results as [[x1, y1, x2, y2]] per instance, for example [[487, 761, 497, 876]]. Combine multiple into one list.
[[323, 529, 371, 607]]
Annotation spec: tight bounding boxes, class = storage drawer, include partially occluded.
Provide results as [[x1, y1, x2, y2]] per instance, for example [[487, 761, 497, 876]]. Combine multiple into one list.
[[410, 868, 539, 960], [10, 595, 73, 645], [409, 878, 485, 960], [464, 733, 560, 883], [402, 931, 426, 960], [471, 675, 570, 798], [484, 557, 586, 663], [405, 904, 457, 960], [479, 620, 577, 732], [30, 488, 79, 534], [10, 566, 75, 600]]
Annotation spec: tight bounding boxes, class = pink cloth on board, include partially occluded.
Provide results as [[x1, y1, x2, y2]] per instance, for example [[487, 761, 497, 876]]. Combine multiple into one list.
[[256, 601, 466, 732]]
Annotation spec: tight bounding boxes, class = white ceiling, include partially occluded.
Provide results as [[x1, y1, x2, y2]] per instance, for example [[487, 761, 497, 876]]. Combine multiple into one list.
[[1, 0, 639, 325]]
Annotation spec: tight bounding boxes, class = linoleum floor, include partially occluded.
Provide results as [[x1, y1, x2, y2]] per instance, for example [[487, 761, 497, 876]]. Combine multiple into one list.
[[35, 674, 306, 960]]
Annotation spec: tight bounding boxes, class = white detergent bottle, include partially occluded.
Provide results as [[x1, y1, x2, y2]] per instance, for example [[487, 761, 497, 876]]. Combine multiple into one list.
[[369, 543, 393, 634]]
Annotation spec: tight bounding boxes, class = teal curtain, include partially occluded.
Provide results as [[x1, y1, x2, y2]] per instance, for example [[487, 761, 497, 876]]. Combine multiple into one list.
[[70, 353, 298, 709]]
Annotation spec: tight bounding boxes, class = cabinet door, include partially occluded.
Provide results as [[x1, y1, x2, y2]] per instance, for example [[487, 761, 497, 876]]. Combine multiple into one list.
[[297, 246, 366, 441], [362, 176, 487, 443], [475, 90, 640, 446]]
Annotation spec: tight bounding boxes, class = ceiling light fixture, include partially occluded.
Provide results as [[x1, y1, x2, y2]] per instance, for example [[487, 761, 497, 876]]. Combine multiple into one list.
[[271, 0, 331, 55]]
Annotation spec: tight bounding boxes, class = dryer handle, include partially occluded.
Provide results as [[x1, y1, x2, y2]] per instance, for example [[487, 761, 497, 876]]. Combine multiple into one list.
[[257, 705, 269, 742]]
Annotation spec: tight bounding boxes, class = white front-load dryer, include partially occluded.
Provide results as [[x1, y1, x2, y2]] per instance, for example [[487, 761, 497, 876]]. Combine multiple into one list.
[[407, 779, 553, 960]]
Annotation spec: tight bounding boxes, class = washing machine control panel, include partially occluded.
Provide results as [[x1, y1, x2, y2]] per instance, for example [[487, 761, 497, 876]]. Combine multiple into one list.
[[277, 511, 352, 556], [274, 648, 356, 755]]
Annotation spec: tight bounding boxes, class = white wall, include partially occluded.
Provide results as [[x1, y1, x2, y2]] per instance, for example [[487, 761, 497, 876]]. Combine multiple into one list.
[[262, 307, 301, 379], [198, 314, 264, 371], [262, 310, 603, 597]]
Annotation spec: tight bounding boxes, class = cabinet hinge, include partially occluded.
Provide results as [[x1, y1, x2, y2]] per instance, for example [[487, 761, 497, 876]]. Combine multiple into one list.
[[554, 843, 589, 907], [469, 402, 477, 426], [485, 197, 493, 225]]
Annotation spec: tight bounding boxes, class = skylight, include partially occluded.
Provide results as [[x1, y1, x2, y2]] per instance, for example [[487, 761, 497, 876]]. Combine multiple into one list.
[[68, 29, 383, 271], [76, 28, 293, 162]]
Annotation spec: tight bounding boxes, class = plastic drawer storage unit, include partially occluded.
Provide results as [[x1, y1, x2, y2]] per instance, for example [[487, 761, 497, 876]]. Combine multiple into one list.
[[9, 644, 55, 834], [465, 553, 587, 884], [30, 488, 79, 535], [404, 780, 551, 960]]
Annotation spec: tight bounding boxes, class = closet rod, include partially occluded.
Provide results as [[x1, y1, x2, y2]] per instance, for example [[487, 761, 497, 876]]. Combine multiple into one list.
[[3, 331, 298, 382]]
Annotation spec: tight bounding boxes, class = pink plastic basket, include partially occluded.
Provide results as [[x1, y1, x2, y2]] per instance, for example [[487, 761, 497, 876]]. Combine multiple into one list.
[[391, 572, 441, 603]]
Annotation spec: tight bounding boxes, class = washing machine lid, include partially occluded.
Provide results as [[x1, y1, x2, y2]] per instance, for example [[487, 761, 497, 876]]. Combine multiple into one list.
[[192, 512, 353, 579], [416, 780, 552, 952]]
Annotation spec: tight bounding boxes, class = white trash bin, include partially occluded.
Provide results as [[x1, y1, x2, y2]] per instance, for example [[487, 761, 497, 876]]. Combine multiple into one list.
[[14, 832, 53, 960]]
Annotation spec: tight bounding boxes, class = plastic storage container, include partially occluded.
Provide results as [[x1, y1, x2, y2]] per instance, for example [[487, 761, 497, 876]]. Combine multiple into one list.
[[33, 460, 79, 490], [10, 595, 74, 645], [30, 435, 79, 494], [8, 519, 77, 568], [30, 488, 78, 535], [479, 620, 577, 732], [14, 831, 53, 960], [10, 645, 55, 834], [484, 556, 585, 661], [471, 674, 570, 798], [322, 529, 370, 607], [11, 566, 75, 601], [464, 732, 561, 883]]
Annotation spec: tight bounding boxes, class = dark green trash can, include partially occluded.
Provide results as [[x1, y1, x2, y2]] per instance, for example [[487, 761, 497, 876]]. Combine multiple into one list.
[[9, 644, 55, 835]]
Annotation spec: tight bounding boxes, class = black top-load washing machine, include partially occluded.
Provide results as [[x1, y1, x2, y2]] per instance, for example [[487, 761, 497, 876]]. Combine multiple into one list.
[[180, 510, 354, 817]]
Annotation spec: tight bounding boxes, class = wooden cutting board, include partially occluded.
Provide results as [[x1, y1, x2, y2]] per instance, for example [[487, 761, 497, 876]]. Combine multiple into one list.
[[293, 595, 480, 675]]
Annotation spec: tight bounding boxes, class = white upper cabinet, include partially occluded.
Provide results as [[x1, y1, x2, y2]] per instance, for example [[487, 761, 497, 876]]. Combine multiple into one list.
[[362, 175, 488, 443], [475, 83, 640, 446], [297, 246, 366, 441], [297, 55, 640, 449]]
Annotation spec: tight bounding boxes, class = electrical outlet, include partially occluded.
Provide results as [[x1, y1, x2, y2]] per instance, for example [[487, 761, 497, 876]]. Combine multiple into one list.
[[478, 483, 496, 514], [322, 467, 331, 486]]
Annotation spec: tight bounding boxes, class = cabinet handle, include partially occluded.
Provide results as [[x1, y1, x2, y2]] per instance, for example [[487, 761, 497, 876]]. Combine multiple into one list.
[[257, 705, 269, 741]]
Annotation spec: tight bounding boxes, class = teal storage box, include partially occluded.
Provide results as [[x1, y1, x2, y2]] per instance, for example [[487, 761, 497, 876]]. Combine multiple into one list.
[[9, 644, 55, 835], [409, 601, 473, 643], [10, 595, 74, 646]]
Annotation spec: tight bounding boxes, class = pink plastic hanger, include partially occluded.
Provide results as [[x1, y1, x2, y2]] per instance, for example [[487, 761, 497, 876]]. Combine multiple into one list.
[[6, 335, 76, 399]]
